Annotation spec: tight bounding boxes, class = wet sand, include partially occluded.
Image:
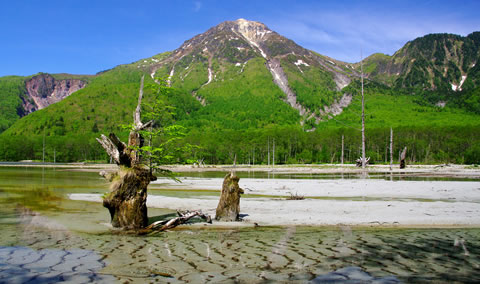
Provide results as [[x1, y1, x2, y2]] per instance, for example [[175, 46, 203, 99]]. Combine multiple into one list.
[[70, 172, 480, 227], [6, 210, 479, 283]]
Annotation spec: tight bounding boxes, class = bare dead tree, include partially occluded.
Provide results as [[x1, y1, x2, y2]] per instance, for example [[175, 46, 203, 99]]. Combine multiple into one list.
[[390, 128, 393, 170], [361, 50, 366, 169], [341, 135, 344, 165]]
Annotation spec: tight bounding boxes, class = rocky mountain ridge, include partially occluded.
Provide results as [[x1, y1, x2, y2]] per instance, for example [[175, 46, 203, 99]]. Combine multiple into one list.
[[147, 19, 355, 124], [361, 32, 480, 94]]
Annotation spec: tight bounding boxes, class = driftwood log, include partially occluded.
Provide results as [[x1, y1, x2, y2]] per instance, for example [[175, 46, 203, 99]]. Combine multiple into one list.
[[400, 147, 407, 169], [215, 172, 244, 221], [96, 76, 156, 229], [139, 210, 212, 234]]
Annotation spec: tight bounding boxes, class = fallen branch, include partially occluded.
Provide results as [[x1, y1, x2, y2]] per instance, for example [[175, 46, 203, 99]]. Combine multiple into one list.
[[139, 210, 212, 234]]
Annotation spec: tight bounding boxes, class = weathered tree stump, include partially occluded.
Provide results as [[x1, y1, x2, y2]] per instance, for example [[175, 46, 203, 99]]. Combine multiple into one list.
[[102, 167, 156, 229], [400, 147, 407, 169], [97, 76, 156, 230], [215, 172, 244, 221]]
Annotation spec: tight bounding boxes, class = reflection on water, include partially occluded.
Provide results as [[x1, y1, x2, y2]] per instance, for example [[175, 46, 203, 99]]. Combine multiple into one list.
[[0, 166, 479, 283], [178, 170, 479, 182]]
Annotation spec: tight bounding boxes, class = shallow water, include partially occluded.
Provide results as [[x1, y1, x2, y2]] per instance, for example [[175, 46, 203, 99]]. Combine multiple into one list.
[[178, 170, 480, 182], [1, 166, 480, 283]]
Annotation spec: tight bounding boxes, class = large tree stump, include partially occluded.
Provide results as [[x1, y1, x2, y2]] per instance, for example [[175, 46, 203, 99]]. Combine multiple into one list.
[[97, 76, 212, 231], [103, 167, 156, 229], [97, 76, 156, 229], [215, 172, 244, 221]]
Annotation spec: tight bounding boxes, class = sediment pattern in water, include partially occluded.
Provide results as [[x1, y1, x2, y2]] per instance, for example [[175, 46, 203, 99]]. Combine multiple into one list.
[[2, 219, 479, 283]]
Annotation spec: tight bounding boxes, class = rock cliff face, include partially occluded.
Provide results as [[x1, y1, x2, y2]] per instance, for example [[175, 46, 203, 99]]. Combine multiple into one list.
[[21, 74, 86, 115]]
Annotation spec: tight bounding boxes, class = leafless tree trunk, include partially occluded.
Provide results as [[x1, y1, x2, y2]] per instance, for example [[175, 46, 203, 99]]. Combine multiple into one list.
[[361, 51, 366, 169], [341, 135, 344, 165], [390, 128, 393, 171], [272, 138, 275, 168], [267, 137, 270, 166]]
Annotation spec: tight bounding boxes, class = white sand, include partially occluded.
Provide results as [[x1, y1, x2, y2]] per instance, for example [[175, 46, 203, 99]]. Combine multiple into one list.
[[70, 176, 480, 227], [153, 177, 480, 202]]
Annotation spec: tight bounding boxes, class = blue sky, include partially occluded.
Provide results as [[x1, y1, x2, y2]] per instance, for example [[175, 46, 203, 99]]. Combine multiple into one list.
[[1, 0, 478, 76]]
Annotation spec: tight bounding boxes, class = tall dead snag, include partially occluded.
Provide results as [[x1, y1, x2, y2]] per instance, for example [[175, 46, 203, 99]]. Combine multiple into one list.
[[400, 146, 407, 169], [390, 128, 393, 171], [96, 76, 156, 229], [215, 172, 244, 221]]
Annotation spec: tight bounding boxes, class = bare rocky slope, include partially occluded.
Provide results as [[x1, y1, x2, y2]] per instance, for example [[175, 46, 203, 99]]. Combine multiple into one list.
[[22, 73, 87, 115]]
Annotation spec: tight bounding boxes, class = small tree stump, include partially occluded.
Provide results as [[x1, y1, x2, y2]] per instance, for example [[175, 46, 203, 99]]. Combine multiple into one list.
[[400, 147, 407, 169], [215, 172, 244, 221]]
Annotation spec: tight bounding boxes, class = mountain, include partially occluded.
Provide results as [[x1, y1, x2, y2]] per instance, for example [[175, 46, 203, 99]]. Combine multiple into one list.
[[3, 20, 480, 135], [2, 19, 361, 135], [148, 19, 356, 127], [0, 19, 479, 164], [360, 32, 480, 110]]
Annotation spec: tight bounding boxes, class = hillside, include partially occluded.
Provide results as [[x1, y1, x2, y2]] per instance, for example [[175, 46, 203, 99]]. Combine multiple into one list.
[[360, 32, 480, 112], [0, 73, 91, 133], [0, 19, 479, 164]]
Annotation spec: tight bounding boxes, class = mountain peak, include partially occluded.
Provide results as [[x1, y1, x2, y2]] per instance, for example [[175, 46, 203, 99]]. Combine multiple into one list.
[[233, 18, 267, 28], [234, 18, 259, 24], [230, 18, 272, 45]]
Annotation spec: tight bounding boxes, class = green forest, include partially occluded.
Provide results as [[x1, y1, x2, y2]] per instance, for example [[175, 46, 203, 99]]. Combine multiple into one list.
[[1, 78, 479, 165], [0, 76, 26, 133], [1, 124, 479, 165]]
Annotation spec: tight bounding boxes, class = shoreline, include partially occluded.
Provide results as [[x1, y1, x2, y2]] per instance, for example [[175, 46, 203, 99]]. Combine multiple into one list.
[[1, 162, 480, 178], [70, 174, 480, 228], [5, 162, 479, 228]]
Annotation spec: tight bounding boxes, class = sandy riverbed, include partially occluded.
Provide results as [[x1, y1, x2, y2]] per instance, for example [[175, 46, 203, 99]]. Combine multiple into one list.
[[69, 166, 480, 227]]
